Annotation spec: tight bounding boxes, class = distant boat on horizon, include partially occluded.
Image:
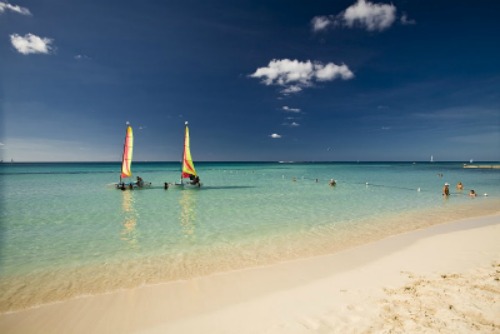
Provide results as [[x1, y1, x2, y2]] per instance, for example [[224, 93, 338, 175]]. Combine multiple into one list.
[[430, 155, 434, 163]]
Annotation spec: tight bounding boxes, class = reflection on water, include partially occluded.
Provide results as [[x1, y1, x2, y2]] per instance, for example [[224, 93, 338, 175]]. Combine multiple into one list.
[[120, 190, 138, 248], [179, 190, 197, 240]]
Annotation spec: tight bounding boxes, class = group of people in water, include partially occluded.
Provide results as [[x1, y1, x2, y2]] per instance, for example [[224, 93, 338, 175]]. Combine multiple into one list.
[[120, 175, 480, 198], [442, 181, 477, 197], [295, 176, 479, 197], [119, 175, 202, 191], [117, 176, 147, 190], [295, 177, 337, 186]]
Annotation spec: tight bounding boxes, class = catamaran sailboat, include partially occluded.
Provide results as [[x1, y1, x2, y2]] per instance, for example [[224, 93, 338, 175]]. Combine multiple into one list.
[[175, 121, 202, 188], [116, 123, 151, 190]]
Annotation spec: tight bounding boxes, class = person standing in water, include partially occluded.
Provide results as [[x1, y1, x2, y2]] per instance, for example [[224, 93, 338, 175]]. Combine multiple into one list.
[[442, 183, 450, 196], [136, 176, 144, 188]]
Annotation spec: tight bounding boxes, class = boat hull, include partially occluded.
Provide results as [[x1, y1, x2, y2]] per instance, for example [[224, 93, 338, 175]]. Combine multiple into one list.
[[174, 182, 202, 189], [115, 182, 152, 190]]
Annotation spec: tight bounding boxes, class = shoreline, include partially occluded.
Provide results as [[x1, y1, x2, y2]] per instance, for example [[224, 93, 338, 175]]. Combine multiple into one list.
[[1, 213, 499, 333], [1, 200, 499, 314]]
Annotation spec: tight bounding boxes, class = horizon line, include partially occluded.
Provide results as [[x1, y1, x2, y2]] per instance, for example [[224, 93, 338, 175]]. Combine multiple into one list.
[[1, 160, 498, 164]]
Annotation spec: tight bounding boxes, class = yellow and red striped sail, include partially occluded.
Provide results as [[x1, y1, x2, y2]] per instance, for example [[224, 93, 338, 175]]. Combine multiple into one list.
[[120, 125, 133, 179], [181, 122, 197, 179]]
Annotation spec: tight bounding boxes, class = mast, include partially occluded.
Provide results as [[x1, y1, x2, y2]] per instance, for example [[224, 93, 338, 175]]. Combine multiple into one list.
[[120, 122, 134, 183]]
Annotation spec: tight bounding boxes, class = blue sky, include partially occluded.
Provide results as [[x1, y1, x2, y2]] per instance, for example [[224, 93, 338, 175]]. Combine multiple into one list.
[[1, 0, 499, 162]]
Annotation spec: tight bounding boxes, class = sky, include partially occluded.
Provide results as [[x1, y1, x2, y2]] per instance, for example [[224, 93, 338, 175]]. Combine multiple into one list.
[[1, 0, 499, 162]]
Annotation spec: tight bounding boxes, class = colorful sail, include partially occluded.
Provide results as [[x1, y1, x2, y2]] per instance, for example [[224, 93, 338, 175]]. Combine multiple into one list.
[[181, 122, 197, 179], [120, 125, 134, 179]]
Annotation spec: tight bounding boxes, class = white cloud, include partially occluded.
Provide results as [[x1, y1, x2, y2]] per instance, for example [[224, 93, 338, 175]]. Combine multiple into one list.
[[251, 59, 314, 86], [0, 1, 31, 15], [74, 54, 91, 60], [311, 0, 398, 32], [250, 59, 353, 95], [311, 16, 333, 32], [400, 13, 416, 25], [282, 106, 301, 113], [343, 0, 396, 31], [311, 16, 331, 32], [281, 85, 303, 95], [270, 133, 282, 139], [282, 120, 300, 127], [315, 62, 354, 81], [10, 33, 54, 55]]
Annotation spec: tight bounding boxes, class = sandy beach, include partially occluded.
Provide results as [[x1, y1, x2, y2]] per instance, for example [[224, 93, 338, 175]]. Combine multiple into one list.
[[1, 213, 498, 333]]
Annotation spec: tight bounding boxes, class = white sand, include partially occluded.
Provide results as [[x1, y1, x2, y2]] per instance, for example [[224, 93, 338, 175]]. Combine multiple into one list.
[[1, 214, 499, 333]]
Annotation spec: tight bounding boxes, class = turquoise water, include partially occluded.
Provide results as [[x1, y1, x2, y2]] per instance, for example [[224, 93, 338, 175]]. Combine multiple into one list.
[[1, 162, 499, 311]]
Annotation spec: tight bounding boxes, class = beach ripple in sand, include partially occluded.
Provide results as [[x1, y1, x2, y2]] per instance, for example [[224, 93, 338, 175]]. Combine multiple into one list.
[[264, 262, 500, 334], [371, 262, 500, 333]]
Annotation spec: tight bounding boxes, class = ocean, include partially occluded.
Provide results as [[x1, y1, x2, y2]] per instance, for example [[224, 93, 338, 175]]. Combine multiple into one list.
[[1, 161, 499, 312]]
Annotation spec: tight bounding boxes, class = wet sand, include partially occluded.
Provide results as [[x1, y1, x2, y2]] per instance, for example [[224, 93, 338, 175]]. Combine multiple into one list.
[[0, 213, 498, 333]]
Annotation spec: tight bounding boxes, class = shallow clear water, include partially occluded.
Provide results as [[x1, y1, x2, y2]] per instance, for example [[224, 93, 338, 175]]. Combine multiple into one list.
[[1, 161, 499, 311]]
